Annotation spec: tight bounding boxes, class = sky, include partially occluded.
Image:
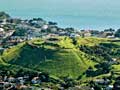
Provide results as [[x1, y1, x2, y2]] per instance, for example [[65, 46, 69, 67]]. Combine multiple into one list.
[[0, 0, 120, 16]]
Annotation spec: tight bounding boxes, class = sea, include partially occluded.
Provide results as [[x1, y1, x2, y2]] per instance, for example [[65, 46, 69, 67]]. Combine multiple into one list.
[[0, 0, 120, 30]]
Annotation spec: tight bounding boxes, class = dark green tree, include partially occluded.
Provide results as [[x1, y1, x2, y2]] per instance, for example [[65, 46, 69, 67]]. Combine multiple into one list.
[[115, 29, 120, 37]]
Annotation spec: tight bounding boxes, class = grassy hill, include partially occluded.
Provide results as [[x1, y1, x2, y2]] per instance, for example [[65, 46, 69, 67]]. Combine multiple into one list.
[[0, 37, 120, 79]]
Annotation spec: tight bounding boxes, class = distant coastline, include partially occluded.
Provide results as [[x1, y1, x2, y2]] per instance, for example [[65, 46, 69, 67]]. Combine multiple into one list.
[[1, 0, 120, 30], [3, 11, 120, 31]]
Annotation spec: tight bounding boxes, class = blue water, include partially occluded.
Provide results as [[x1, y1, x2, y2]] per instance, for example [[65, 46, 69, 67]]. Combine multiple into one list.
[[0, 0, 120, 30]]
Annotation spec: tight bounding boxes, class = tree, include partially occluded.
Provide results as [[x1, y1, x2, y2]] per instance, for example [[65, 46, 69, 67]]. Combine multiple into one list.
[[48, 21, 57, 26], [93, 84, 102, 90], [86, 66, 95, 77], [104, 28, 115, 32], [0, 12, 10, 19], [72, 38, 77, 45], [39, 72, 50, 82], [113, 79, 120, 90], [61, 77, 76, 89], [8, 18, 21, 24], [65, 27, 75, 33], [13, 28, 27, 36], [95, 62, 112, 74], [115, 29, 120, 37]]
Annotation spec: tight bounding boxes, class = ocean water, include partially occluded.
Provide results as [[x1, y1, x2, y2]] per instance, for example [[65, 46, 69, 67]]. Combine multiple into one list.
[[0, 0, 120, 30]]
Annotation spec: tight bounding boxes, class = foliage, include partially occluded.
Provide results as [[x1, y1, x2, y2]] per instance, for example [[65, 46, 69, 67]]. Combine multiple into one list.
[[0, 37, 120, 80], [115, 29, 120, 37], [0, 12, 10, 19], [13, 28, 27, 36]]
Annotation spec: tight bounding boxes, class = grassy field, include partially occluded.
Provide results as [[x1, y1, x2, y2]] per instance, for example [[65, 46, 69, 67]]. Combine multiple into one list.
[[0, 37, 120, 79]]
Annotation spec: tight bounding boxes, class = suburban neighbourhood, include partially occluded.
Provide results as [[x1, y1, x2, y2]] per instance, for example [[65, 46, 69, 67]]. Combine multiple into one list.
[[0, 12, 120, 50], [0, 12, 120, 90]]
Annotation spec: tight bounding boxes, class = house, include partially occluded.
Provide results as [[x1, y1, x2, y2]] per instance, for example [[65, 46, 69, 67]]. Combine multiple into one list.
[[42, 25, 48, 30], [50, 27, 58, 33], [17, 77, 25, 85], [0, 28, 5, 37], [30, 30, 41, 37], [106, 35, 115, 39], [0, 82, 5, 89], [69, 33, 80, 38], [17, 77, 24, 80], [106, 85, 113, 90], [23, 75, 29, 80], [1, 19, 7, 25], [44, 33, 58, 39], [0, 76, 3, 81], [69, 86, 91, 90], [95, 79, 110, 85], [0, 82, 12, 90], [9, 36, 28, 43], [31, 77, 41, 84], [108, 58, 118, 65], [0, 47, 4, 54], [81, 30, 91, 37], [8, 77, 15, 83], [0, 28, 4, 32], [16, 84, 32, 90], [3, 76, 7, 82], [2, 30, 15, 39], [112, 58, 117, 62], [100, 31, 115, 38], [58, 31, 67, 36]]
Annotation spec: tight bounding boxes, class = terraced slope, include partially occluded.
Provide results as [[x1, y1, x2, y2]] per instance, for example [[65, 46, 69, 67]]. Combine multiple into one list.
[[1, 37, 120, 78]]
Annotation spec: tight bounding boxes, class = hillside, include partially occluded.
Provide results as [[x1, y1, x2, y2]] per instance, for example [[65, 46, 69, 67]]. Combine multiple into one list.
[[0, 37, 120, 79], [0, 11, 10, 19]]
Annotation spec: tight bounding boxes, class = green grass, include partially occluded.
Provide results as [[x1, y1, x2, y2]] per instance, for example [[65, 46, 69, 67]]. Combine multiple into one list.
[[1, 37, 120, 79], [112, 65, 120, 71], [35, 49, 95, 78], [1, 43, 25, 62], [76, 37, 108, 46]]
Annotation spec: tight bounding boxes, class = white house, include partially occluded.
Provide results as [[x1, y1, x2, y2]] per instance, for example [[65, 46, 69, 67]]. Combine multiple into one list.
[[42, 25, 48, 30], [0, 28, 4, 32]]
